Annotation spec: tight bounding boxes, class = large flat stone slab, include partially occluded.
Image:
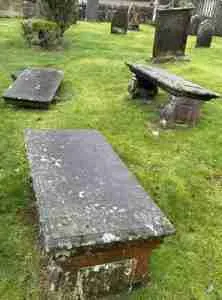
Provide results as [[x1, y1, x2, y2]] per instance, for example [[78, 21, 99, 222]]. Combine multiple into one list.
[[127, 63, 220, 101], [25, 129, 175, 253], [3, 68, 64, 108]]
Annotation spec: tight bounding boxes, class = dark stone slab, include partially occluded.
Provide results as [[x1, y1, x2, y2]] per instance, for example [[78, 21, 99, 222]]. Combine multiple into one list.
[[111, 7, 128, 34], [189, 14, 201, 35], [152, 7, 193, 62], [126, 63, 220, 101], [196, 19, 214, 48], [25, 129, 175, 253], [3, 68, 64, 108], [86, 0, 99, 20]]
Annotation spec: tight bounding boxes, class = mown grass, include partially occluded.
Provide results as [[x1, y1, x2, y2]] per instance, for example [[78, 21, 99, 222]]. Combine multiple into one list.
[[0, 19, 222, 300]]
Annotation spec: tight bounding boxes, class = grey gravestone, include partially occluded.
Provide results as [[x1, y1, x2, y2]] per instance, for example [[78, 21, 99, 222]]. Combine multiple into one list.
[[128, 4, 140, 31], [152, 7, 193, 62], [111, 7, 128, 34], [196, 19, 214, 48], [25, 129, 175, 253], [3, 68, 64, 108], [215, 0, 222, 36], [86, 0, 99, 21], [189, 14, 201, 35]]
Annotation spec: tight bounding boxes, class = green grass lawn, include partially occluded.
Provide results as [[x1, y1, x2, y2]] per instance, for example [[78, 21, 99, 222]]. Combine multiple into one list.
[[0, 19, 222, 300]]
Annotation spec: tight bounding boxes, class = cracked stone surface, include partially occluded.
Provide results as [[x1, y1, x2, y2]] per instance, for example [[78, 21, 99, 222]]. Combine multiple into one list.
[[25, 129, 175, 253], [3, 68, 64, 108]]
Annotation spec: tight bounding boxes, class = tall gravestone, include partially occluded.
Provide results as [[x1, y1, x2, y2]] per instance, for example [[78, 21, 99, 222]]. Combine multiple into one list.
[[86, 0, 99, 21], [215, 0, 222, 36], [196, 19, 214, 48], [128, 4, 140, 31], [152, 7, 193, 62], [111, 7, 128, 34]]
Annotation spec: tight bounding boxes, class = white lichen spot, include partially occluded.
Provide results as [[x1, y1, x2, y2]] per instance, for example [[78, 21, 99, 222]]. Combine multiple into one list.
[[55, 161, 61, 168], [118, 208, 126, 213], [79, 191, 85, 199], [102, 233, 119, 243], [40, 156, 49, 162], [65, 241, 72, 250]]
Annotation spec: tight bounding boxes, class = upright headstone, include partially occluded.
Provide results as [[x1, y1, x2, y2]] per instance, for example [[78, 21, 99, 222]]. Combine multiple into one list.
[[111, 7, 128, 34], [215, 0, 222, 36], [196, 19, 214, 48], [189, 14, 201, 35], [86, 0, 99, 21], [128, 4, 140, 31], [152, 7, 193, 62]]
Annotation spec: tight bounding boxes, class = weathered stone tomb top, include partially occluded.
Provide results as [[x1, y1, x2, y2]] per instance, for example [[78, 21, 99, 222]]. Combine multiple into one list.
[[3, 68, 64, 105], [25, 129, 175, 253], [127, 63, 220, 101]]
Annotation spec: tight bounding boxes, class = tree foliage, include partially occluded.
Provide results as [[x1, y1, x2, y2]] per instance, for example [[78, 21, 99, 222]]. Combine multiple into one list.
[[40, 0, 78, 35]]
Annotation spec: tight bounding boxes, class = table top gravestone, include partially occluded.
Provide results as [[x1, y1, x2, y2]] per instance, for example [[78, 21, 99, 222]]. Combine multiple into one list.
[[25, 129, 175, 298], [3, 68, 64, 108], [152, 7, 193, 63], [86, 0, 99, 21], [25, 129, 174, 252], [111, 7, 128, 34]]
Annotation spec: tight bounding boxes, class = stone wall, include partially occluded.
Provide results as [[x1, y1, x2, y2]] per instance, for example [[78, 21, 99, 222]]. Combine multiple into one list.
[[0, 0, 22, 17]]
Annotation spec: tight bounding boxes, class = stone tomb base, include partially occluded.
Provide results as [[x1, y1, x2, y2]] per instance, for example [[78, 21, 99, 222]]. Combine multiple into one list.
[[25, 129, 174, 299], [43, 240, 161, 299], [160, 96, 201, 126]]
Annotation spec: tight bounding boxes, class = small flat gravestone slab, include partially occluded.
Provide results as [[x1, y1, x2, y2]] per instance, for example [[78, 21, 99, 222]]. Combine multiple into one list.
[[3, 68, 64, 108], [25, 129, 175, 253]]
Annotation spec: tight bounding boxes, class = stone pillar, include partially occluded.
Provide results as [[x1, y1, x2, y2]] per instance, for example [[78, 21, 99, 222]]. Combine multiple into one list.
[[152, 7, 193, 62]]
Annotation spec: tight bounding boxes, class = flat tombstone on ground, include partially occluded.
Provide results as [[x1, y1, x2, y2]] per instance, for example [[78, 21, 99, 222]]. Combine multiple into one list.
[[152, 7, 193, 62], [196, 19, 214, 48], [86, 0, 99, 21], [25, 129, 175, 299], [128, 4, 140, 31], [111, 7, 128, 34], [3, 68, 64, 108]]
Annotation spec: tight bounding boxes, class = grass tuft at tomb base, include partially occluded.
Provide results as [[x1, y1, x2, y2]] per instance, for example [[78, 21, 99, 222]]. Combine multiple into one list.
[[0, 19, 222, 300]]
